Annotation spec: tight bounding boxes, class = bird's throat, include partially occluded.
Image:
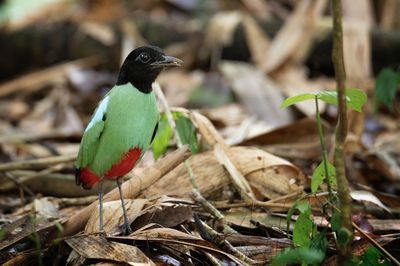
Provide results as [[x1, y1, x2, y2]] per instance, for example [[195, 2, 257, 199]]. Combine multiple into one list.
[[116, 66, 157, 94]]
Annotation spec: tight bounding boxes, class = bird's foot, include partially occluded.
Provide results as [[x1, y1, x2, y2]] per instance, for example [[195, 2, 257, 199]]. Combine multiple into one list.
[[99, 230, 107, 237], [120, 222, 132, 235]]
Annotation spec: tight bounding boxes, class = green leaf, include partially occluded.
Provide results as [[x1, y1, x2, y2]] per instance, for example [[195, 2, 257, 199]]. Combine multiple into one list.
[[330, 209, 341, 232], [290, 201, 316, 248], [374, 68, 399, 112], [152, 112, 200, 159], [311, 159, 336, 194], [280, 93, 316, 108], [151, 115, 173, 160], [280, 88, 367, 112], [287, 200, 312, 232], [309, 230, 328, 256], [345, 88, 368, 112], [296, 201, 312, 214], [271, 247, 325, 266], [293, 211, 314, 247], [360, 247, 392, 266], [176, 115, 199, 154]]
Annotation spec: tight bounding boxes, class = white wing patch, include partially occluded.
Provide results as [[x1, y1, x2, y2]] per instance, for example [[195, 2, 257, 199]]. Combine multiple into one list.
[[85, 96, 109, 132]]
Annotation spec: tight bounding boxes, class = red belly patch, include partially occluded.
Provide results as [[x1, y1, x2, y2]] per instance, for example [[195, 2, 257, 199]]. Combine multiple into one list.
[[77, 147, 142, 189], [104, 147, 142, 178]]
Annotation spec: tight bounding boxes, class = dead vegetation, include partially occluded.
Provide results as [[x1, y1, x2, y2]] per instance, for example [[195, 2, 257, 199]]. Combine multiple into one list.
[[1, 0, 400, 265]]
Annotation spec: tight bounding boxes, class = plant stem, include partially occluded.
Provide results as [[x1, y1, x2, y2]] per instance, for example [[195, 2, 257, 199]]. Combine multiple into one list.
[[332, 0, 353, 262], [314, 97, 334, 201]]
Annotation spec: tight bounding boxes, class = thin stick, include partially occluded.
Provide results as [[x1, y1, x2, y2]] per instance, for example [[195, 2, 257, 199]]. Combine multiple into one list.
[[332, 0, 353, 262], [192, 189, 237, 234], [154, 83, 199, 189], [213, 201, 295, 210], [201, 220, 260, 265], [3, 172, 35, 198], [315, 97, 334, 201], [0, 164, 66, 191], [0, 154, 76, 172]]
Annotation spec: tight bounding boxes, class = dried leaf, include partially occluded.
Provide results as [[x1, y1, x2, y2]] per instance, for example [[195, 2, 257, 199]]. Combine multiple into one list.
[[350, 190, 391, 213], [131, 199, 193, 232], [34, 197, 60, 218], [143, 146, 304, 200], [241, 118, 332, 160], [242, 14, 270, 68], [220, 61, 294, 127], [261, 0, 327, 73], [66, 235, 156, 265]]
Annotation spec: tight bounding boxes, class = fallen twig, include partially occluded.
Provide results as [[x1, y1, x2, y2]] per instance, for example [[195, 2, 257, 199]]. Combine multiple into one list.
[[200, 220, 261, 265], [0, 154, 76, 172], [0, 164, 66, 191]]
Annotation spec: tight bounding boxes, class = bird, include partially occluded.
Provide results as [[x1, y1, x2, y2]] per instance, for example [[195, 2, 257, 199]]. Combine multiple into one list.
[[75, 45, 182, 234]]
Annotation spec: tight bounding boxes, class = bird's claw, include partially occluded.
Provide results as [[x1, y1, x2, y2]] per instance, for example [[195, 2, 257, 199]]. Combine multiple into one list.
[[120, 222, 132, 235]]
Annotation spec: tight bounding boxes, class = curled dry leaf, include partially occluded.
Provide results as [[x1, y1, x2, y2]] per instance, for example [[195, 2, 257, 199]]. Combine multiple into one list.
[[131, 196, 193, 232], [66, 235, 156, 266], [142, 146, 305, 200], [350, 190, 391, 213]]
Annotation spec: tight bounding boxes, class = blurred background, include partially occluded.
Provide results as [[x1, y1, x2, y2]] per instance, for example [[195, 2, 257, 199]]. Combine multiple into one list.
[[0, 0, 399, 196]]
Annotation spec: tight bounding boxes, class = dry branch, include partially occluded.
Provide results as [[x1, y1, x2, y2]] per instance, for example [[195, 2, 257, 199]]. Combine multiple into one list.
[[0, 154, 76, 172], [332, 0, 353, 261]]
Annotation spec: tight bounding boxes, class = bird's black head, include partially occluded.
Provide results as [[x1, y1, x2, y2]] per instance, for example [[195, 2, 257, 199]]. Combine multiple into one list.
[[117, 45, 182, 93]]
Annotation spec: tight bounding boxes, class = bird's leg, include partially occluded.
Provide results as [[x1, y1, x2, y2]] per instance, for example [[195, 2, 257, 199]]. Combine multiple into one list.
[[116, 178, 132, 234], [98, 181, 104, 233]]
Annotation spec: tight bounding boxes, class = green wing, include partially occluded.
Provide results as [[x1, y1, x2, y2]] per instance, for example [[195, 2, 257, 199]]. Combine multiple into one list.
[[76, 95, 109, 168]]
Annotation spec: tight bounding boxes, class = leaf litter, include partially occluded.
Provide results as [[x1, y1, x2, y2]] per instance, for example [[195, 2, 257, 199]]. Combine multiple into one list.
[[1, 0, 400, 265]]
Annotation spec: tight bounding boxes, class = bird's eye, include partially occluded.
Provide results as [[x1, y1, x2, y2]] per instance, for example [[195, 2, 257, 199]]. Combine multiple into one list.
[[138, 52, 151, 63]]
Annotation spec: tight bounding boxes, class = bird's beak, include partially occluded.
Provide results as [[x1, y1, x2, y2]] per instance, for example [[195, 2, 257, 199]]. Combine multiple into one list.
[[151, 55, 183, 68]]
